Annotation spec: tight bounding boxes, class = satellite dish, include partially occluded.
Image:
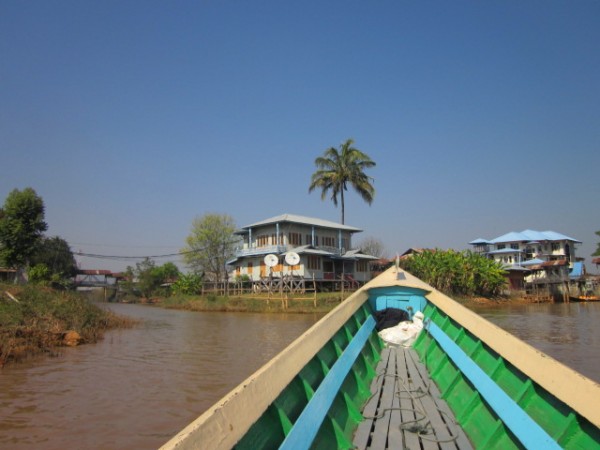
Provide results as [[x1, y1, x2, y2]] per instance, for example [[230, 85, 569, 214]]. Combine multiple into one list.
[[285, 252, 300, 266], [264, 254, 279, 267]]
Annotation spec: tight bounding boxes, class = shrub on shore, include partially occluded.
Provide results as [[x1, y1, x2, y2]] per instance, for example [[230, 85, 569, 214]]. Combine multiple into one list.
[[0, 284, 135, 366], [399, 249, 507, 297], [160, 292, 344, 314]]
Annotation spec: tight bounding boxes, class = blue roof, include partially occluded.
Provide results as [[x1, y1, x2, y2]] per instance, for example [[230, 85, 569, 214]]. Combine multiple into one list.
[[570, 262, 584, 279], [488, 248, 523, 255], [239, 213, 362, 233], [469, 238, 492, 245], [521, 258, 545, 266], [503, 264, 530, 272], [489, 230, 581, 244]]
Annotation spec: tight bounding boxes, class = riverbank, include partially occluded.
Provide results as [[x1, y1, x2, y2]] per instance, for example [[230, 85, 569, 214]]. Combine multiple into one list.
[[154, 291, 516, 313], [0, 284, 136, 367], [158, 292, 345, 314], [0, 285, 521, 367]]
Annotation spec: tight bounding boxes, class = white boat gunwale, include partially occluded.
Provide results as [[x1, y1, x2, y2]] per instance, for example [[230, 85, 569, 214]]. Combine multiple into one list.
[[161, 266, 600, 449], [160, 279, 373, 449]]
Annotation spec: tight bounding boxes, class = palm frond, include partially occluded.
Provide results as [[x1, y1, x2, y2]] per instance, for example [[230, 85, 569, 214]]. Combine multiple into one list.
[[308, 138, 376, 223]]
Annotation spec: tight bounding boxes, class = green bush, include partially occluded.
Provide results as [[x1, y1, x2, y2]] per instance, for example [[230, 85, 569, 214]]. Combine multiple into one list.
[[171, 273, 202, 295], [400, 249, 507, 297]]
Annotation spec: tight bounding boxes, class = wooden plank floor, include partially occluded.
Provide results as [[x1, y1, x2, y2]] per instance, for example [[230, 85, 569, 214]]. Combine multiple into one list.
[[354, 347, 473, 450]]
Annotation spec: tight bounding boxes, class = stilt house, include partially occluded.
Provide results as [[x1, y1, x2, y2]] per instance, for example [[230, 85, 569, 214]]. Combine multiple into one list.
[[228, 214, 377, 290]]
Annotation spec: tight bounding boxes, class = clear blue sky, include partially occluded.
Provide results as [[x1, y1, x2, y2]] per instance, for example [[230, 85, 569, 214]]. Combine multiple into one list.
[[1, 1, 599, 273]]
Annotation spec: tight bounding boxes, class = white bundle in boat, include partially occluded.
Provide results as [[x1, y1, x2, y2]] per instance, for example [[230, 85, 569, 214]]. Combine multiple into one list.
[[378, 311, 425, 347]]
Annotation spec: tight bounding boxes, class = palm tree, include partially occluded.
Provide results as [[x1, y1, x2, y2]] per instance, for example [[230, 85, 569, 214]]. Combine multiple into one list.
[[309, 138, 375, 224]]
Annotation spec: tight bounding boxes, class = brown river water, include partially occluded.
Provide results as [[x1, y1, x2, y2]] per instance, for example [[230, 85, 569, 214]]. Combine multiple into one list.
[[0, 304, 322, 450], [1, 301, 599, 449]]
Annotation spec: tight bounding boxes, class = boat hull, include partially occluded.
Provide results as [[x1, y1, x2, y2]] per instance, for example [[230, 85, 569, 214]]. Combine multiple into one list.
[[161, 267, 600, 449]]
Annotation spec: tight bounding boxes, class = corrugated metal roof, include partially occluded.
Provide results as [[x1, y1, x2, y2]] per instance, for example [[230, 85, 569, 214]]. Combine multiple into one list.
[[238, 213, 362, 232], [503, 264, 530, 272], [570, 262, 584, 279], [77, 269, 113, 275], [293, 246, 333, 256], [487, 248, 523, 255], [489, 230, 581, 244], [469, 238, 492, 245], [540, 260, 568, 267], [343, 249, 378, 260], [520, 258, 545, 266]]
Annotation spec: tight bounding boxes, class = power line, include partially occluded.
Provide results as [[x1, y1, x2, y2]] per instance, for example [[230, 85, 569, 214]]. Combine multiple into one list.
[[69, 242, 182, 249], [73, 251, 191, 261], [71, 238, 242, 261]]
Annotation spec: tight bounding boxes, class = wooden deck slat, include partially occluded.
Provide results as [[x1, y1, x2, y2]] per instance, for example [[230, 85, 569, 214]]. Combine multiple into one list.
[[369, 349, 397, 449], [407, 349, 474, 450], [404, 348, 459, 450], [386, 356, 405, 449], [354, 348, 392, 449], [353, 346, 474, 450], [396, 348, 420, 450]]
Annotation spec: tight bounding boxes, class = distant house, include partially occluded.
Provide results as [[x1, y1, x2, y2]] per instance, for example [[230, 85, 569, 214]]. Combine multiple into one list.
[[228, 213, 378, 290], [0, 267, 17, 283], [469, 230, 582, 297]]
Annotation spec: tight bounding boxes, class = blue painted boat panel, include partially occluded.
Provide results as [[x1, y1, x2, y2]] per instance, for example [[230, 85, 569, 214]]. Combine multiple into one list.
[[280, 315, 376, 450], [367, 286, 428, 316], [428, 321, 562, 449]]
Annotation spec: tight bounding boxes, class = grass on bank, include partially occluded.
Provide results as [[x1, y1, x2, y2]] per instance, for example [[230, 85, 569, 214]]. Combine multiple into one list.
[[0, 284, 135, 366], [158, 292, 350, 314], [142, 290, 507, 314]]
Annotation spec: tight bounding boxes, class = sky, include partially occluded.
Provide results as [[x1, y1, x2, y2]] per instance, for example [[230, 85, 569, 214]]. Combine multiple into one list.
[[1, 1, 599, 274]]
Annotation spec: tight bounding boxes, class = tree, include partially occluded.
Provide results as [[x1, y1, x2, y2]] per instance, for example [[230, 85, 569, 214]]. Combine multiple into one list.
[[357, 236, 387, 258], [156, 262, 180, 282], [593, 230, 600, 256], [171, 273, 203, 295], [309, 138, 376, 224], [0, 188, 48, 270], [135, 258, 162, 299], [124, 259, 181, 299], [181, 213, 238, 282], [31, 236, 78, 279]]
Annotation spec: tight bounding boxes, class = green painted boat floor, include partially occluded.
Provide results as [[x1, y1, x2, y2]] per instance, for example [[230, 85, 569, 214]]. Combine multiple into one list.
[[235, 304, 383, 450], [353, 346, 474, 450], [414, 303, 600, 449]]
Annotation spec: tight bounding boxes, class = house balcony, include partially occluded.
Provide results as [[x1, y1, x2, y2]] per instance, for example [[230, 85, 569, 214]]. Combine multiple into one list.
[[526, 274, 570, 285], [236, 245, 288, 257], [235, 244, 346, 258]]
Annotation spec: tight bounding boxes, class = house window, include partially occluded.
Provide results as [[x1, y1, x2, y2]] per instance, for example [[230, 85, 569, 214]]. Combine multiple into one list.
[[307, 255, 320, 270], [257, 235, 269, 247], [356, 261, 368, 272], [306, 234, 312, 246], [322, 236, 335, 247], [247, 262, 253, 275], [551, 243, 560, 251], [288, 232, 302, 246], [511, 243, 519, 250], [323, 260, 333, 272], [497, 244, 505, 250]]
